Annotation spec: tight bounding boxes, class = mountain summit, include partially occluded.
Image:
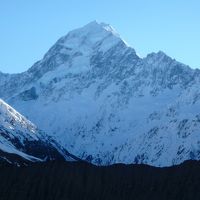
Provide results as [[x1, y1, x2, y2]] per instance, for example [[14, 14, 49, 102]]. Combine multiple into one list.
[[23, 21, 138, 82], [0, 22, 200, 166], [58, 20, 124, 49]]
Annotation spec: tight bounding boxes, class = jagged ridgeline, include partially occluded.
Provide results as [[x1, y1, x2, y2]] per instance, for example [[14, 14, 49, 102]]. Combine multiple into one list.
[[0, 21, 200, 166]]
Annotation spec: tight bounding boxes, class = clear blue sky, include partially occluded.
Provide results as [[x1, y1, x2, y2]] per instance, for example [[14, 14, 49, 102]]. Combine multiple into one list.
[[0, 0, 200, 73]]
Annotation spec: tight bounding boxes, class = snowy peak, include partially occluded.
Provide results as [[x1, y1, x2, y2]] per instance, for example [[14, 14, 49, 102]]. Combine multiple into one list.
[[144, 50, 192, 75], [1, 21, 200, 167], [56, 20, 126, 53], [27, 21, 137, 80], [66, 20, 121, 42], [145, 51, 173, 65], [81, 20, 120, 37]]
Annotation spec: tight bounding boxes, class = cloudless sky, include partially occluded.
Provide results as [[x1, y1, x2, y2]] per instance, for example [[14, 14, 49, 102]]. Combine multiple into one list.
[[0, 0, 200, 73]]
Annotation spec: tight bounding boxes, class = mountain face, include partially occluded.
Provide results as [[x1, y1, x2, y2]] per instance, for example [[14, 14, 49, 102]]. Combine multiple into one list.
[[0, 99, 75, 165], [0, 21, 200, 166]]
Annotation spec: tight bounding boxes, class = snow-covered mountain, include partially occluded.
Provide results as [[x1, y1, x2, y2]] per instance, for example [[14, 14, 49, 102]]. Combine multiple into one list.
[[1, 21, 200, 166], [0, 99, 75, 165]]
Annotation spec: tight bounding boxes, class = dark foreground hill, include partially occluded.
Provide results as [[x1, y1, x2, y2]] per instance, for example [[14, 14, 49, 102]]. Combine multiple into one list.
[[0, 160, 200, 200]]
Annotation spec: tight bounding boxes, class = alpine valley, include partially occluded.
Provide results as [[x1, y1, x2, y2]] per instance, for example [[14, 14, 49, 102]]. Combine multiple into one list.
[[1, 21, 200, 167]]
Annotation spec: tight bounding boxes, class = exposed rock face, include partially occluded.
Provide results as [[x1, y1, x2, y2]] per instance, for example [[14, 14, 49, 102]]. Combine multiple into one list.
[[0, 21, 200, 166]]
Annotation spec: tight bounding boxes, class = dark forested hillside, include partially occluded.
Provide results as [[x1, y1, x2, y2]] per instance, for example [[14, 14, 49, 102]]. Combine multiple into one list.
[[0, 160, 200, 200]]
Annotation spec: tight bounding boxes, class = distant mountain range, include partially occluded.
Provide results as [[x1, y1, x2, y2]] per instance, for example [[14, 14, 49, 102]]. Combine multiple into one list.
[[1, 21, 200, 167]]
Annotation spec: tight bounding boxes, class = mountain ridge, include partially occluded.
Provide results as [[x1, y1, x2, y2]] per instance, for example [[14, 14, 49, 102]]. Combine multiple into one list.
[[0, 98, 76, 165], [0, 21, 200, 167]]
